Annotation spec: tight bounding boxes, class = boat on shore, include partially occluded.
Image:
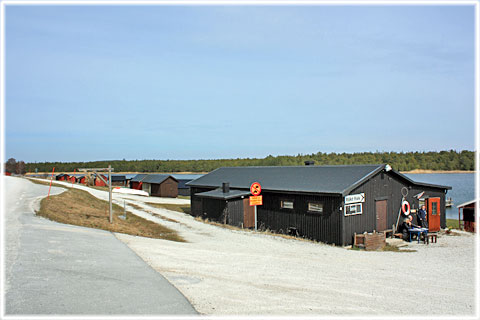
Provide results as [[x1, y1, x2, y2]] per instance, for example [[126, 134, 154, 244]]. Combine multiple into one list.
[[446, 197, 453, 207]]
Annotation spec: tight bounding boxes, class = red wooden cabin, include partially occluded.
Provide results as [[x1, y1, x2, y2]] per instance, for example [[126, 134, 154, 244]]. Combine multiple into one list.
[[130, 174, 147, 190], [95, 175, 108, 187], [458, 200, 477, 233], [57, 174, 68, 181]]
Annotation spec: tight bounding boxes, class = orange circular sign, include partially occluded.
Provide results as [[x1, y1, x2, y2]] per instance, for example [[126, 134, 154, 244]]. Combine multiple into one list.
[[250, 182, 261, 196]]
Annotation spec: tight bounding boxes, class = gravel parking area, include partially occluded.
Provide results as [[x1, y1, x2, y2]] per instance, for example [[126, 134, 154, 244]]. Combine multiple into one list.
[[115, 208, 477, 316]]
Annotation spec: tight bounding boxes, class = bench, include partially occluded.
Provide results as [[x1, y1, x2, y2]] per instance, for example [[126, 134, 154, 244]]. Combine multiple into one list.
[[427, 233, 437, 244]]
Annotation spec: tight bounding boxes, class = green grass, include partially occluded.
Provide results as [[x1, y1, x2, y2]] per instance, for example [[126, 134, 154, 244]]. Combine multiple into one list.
[[446, 219, 460, 229]]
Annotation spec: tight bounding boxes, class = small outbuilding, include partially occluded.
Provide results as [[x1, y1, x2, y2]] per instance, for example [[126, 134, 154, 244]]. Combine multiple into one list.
[[172, 174, 204, 196], [56, 174, 68, 181], [94, 174, 108, 187], [130, 174, 148, 190], [187, 164, 451, 246], [111, 175, 127, 186], [124, 174, 137, 188], [457, 200, 477, 233], [141, 174, 179, 198]]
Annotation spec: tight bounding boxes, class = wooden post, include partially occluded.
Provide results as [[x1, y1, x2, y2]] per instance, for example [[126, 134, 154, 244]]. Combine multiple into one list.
[[47, 167, 55, 199], [395, 197, 404, 231], [71, 168, 76, 187], [109, 165, 112, 224], [458, 207, 461, 230], [254, 205, 257, 231]]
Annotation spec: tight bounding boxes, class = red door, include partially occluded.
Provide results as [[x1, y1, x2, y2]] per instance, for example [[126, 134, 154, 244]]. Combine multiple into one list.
[[426, 197, 441, 232], [243, 198, 255, 228], [376, 200, 388, 232]]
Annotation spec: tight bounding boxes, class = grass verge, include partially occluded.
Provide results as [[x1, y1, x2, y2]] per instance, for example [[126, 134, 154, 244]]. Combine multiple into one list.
[[381, 244, 416, 253], [193, 216, 316, 243], [350, 243, 417, 252], [27, 177, 65, 188], [36, 187, 185, 242], [446, 219, 460, 229], [146, 202, 191, 215]]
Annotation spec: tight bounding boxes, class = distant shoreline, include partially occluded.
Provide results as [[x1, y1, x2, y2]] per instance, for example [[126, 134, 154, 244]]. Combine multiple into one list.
[[401, 169, 475, 174], [27, 169, 474, 175]]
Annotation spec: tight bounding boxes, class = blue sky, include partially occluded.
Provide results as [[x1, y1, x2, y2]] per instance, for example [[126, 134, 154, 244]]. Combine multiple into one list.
[[4, 4, 476, 162]]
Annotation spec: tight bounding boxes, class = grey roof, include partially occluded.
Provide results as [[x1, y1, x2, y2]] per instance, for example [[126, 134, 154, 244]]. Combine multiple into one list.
[[187, 164, 451, 196], [457, 199, 477, 208], [178, 180, 192, 189], [142, 174, 178, 184], [131, 174, 148, 182], [395, 173, 452, 190], [171, 174, 204, 180], [111, 175, 126, 182], [196, 188, 251, 200]]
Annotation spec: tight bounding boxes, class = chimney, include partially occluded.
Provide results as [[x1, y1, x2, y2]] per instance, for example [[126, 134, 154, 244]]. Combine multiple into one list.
[[222, 182, 230, 193], [304, 160, 315, 166]]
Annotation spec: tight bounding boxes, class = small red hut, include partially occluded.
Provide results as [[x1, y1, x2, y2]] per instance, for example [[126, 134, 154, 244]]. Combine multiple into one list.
[[95, 174, 108, 187], [458, 200, 477, 233]]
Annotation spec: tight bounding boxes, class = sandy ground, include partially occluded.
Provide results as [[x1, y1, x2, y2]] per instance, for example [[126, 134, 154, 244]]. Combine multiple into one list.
[[29, 178, 478, 316]]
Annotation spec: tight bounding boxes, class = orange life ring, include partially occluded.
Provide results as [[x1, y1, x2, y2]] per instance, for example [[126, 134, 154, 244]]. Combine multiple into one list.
[[402, 200, 410, 215]]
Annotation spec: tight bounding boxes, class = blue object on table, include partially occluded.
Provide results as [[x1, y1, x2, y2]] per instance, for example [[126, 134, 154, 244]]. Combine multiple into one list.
[[408, 228, 429, 243]]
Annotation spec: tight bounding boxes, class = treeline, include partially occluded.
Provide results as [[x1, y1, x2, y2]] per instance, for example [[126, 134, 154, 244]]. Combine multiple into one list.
[[4, 158, 26, 174], [20, 150, 474, 173]]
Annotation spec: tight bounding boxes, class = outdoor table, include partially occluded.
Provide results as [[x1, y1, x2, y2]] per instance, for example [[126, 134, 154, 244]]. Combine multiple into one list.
[[408, 228, 428, 243]]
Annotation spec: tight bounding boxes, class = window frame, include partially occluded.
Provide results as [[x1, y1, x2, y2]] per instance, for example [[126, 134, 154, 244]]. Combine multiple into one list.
[[344, 203, 363, 216], [307, 202, 324, 213], [280, 199, 294, 210]]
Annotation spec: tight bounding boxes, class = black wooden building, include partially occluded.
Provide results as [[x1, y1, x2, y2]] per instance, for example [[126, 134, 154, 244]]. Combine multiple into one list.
[[187, 164, 451, 246]]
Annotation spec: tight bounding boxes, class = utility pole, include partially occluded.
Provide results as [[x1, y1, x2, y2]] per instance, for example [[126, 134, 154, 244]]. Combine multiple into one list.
[[108, 165, 112, 223], [78, 166, 115, 224]]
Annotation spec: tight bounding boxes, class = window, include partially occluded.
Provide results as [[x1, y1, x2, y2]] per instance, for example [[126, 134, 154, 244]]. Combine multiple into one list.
[[345, 203, 362, 216], [308, 202, 324, 213], [432, 202, 438, 215], [280, 200, 294, 209], [418, 199, 425, 208]]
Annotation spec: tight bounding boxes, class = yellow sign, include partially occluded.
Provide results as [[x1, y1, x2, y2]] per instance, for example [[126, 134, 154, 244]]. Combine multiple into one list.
[[249, 195, 263, 206]]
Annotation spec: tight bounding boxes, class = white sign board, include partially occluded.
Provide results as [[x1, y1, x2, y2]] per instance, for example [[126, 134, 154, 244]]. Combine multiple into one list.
[[345, 193, 365, 204]]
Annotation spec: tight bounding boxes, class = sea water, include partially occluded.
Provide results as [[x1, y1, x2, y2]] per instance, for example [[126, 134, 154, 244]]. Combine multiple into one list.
[[404, 173, 476, 220]]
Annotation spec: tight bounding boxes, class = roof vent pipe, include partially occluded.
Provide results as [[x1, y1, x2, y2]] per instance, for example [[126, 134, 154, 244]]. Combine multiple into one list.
[[222, 182, 230, 193], [304, 160, 315, 166]]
